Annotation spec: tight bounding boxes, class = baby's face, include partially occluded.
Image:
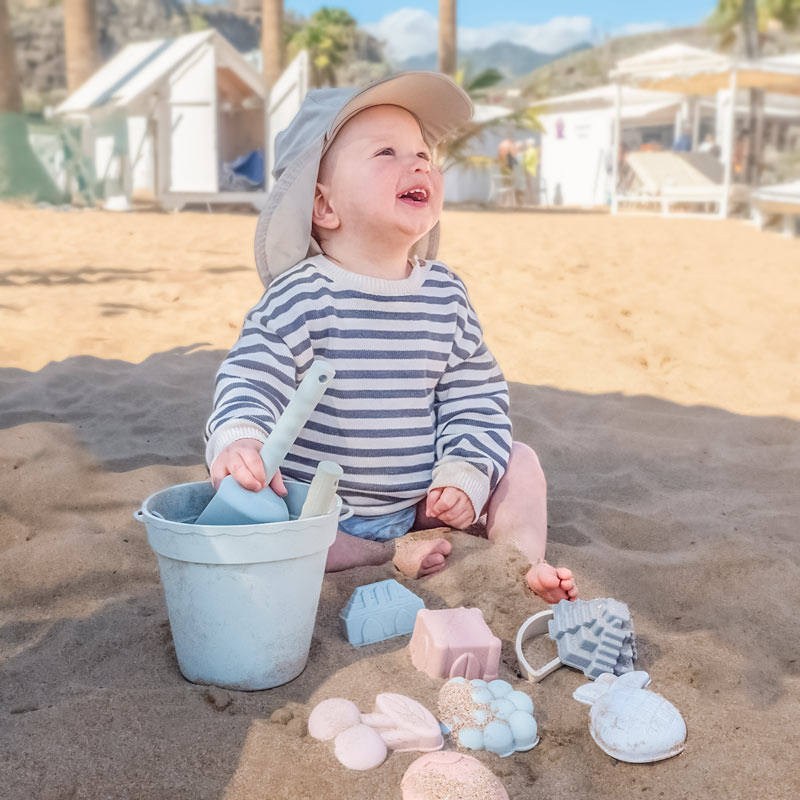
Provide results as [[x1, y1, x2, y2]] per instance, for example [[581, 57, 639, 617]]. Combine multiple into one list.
[[316, 105, 443, 247]]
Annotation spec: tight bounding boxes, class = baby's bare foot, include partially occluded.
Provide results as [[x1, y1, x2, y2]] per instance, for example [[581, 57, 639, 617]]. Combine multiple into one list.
[[393, 537, 452, 579], [526, 562, 578, 604]]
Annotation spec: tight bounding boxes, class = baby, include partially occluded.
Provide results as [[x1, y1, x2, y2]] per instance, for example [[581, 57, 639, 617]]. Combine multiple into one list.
[[204, 72, 577, 604]]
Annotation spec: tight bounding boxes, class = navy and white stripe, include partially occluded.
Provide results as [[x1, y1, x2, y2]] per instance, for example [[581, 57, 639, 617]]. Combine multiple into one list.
[[205, 254, 512, 519]]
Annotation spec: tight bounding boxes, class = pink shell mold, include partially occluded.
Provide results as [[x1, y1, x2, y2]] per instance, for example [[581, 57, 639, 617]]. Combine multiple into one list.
[[409, 608, 501, 681], [333, 723, 388, 771], [401, 751, 509, 800], [308, 698, 362, 740]]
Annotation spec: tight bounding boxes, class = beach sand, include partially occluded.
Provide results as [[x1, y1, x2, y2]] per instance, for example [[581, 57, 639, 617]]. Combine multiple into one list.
[[1, 203, 798, 799]]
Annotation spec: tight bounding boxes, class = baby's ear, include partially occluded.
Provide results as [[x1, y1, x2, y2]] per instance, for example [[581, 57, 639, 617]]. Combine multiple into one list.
[[312, 182, 339, 231]]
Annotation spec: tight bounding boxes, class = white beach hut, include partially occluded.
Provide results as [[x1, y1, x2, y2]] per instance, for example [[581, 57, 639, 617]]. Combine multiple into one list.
[[531, 85, 684, 207], [54, 30, 308, 211]]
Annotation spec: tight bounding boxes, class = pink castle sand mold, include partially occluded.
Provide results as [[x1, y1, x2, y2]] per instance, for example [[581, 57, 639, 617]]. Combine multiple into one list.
[[360, 693, 443, 753], [408, 608, 501, 681], [401, 752, 509, 800]]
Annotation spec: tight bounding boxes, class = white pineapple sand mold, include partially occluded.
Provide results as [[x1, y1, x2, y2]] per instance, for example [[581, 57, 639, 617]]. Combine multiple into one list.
[[573, 671, 687, 763]]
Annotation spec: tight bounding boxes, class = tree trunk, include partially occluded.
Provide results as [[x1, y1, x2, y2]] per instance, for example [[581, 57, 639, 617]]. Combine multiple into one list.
[[0, 0, 64, 202], [261, 0, 284, 91], [63, 0, 99, 93], [438, 0, 456, 76], [0, 0, 23, 113], [741, 0, 763, 186]]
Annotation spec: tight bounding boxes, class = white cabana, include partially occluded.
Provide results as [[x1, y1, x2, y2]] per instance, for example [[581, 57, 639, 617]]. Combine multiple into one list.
[[531, 85, 684, 207], [55, 30, 286, 211], [610, 43, 800, 217]]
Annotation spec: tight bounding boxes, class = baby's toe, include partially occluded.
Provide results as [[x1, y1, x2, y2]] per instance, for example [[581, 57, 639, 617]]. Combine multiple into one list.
[[555, 567, 573, 581], [419, 553, 446, 576], [537, 569, 561, 590]]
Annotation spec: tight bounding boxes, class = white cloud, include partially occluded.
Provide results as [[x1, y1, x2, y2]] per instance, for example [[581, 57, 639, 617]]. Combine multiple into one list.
[[364, 8, 598, 62], [615, 21, 671, 37], [364, 9, 438, 61]]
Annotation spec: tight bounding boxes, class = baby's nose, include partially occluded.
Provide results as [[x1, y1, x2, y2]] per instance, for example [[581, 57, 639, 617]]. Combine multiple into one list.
[[413, 155, 431, 172]]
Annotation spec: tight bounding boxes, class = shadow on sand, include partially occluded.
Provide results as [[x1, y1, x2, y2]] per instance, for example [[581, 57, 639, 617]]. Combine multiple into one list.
[[1, 347, 798, 797]]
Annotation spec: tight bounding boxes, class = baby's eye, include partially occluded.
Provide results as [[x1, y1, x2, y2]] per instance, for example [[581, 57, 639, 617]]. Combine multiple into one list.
[[377, 147, 394, 156], [418, 152, 431, 161]]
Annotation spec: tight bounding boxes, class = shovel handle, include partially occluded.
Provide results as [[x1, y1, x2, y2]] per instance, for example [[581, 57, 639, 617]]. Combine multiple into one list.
[[260, 360, 335, 481], [299, 461, 343, 519]]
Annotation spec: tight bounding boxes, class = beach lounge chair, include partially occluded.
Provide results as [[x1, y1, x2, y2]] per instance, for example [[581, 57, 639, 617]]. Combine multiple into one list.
[[618, 151, 749, 217], [751, 181, 800, 237]]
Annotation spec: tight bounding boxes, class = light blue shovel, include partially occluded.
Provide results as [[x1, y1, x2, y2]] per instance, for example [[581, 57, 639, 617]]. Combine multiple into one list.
[[195, 360, 336, 525]]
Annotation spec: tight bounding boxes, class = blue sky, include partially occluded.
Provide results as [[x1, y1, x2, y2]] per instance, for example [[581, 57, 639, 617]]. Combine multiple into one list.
[[204, 2, 719, 60], [280, 1, 716, 32]]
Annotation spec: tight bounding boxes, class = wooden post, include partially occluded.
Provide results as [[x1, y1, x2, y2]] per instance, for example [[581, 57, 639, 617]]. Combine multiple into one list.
[[721, 69, 737, 219], [611, 82, 622, 214]]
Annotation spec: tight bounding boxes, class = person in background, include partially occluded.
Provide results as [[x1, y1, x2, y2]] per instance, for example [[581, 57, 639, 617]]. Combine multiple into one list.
[[698, 133, 721, 159], [521, 138, 540, 205], [672, 123, 692, 152]]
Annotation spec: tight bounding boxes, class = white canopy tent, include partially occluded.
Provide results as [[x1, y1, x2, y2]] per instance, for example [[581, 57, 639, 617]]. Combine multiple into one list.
[[609, 43, 800, 217], [55, 31, 309, 211]]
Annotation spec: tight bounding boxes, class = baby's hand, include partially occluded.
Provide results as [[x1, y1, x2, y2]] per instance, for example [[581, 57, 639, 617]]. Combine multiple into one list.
[[210, 438, 287, 497], [426, 486, 475, 530]]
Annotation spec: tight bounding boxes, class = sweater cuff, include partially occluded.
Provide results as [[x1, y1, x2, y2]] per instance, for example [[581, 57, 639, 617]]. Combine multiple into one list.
[[430, 461, 491, 525], [205, 420, 271, 470]]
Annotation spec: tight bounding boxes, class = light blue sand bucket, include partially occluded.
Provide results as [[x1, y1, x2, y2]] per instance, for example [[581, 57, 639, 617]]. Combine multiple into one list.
[[135, 480, 351, 690]]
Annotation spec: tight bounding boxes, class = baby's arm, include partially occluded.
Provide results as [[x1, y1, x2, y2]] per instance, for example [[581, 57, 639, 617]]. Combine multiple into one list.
[[430, 283, 512, 521], [204, 299, 297, 473]]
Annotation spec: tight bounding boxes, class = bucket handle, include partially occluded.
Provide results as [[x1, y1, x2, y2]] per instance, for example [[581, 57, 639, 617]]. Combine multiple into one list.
[[338, 503, 354, 522], [133, 508, 166, 522]]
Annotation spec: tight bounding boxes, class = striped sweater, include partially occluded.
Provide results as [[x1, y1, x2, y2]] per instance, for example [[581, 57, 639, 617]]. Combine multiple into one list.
[[204, 254, 512, 521]]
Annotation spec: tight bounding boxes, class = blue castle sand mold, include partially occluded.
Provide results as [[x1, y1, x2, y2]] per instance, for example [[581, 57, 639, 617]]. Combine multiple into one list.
[[339, 579, 425, 647], [548, 598, 637, 679]]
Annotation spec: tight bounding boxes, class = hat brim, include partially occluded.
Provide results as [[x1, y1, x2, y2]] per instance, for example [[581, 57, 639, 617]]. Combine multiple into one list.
[[255, 72, 473, 288]]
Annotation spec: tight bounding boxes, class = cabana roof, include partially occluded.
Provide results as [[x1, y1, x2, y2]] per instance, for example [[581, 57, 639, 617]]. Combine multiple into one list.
[[530, 84, 683, 118], [56, 30, 265, 119], [611, 43, 800, 96]]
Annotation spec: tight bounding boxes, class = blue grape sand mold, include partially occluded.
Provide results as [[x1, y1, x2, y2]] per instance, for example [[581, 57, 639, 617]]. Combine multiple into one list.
[[548, 598, 637, 679], [437, 678, 538, 757], [339, 579, 425, 647]]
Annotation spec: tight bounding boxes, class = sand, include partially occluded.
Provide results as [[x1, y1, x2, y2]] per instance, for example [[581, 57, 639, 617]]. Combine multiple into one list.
[[1, 203, 799, 799]]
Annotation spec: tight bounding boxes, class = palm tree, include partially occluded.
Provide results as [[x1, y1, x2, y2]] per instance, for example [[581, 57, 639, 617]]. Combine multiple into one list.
[[710, 0, 800, 183], [63, 0, 99, 92], [438, 0, 456, 76], [0, 0, 63, 202], [0, 0, 22, 116], [288, 7, 357, 87], [261, 0, 285, 90]]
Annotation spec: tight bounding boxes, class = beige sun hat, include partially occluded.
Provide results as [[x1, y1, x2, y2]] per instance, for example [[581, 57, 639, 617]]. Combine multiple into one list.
[[254, 71, 474, 288]]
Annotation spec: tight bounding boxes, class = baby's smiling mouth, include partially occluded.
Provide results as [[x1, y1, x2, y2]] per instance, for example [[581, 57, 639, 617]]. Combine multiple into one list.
[[397, 187, 429, 205]]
